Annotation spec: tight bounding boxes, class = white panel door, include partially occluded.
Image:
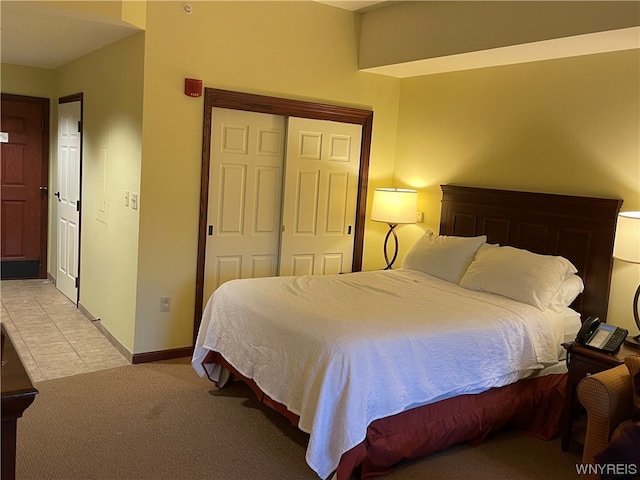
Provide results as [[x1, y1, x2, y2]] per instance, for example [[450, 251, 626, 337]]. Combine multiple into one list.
[[56, 101, 81, 303], [280, 118, 361, 276], [203, 108, 285, 301]]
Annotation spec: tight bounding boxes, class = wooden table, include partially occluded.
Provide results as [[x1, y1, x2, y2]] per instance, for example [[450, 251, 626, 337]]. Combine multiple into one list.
[[1, 324, 38, 480], [560, 341, 636, 451]]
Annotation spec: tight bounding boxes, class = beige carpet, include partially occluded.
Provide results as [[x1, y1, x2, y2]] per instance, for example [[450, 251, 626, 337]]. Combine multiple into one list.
[[16, 358, 583, 480]]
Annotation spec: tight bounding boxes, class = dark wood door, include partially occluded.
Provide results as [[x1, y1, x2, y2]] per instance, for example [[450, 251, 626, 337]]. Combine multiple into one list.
[[1, 94, 49, 279]]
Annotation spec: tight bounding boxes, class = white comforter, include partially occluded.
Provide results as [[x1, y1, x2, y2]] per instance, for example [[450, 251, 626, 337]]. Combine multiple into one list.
[[192, 269, 563, 479]]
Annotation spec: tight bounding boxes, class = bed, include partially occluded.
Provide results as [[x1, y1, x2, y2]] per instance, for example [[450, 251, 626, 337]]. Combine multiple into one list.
[[192, 185, 622, 479]]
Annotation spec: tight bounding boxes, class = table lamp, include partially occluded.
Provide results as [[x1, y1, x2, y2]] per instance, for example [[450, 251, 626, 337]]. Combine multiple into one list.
[[371, 188, 417, 270], [613, 211, 640, 348]]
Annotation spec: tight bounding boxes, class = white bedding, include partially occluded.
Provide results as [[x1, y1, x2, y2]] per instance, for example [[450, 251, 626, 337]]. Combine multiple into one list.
[[192, 269, 569, 479]]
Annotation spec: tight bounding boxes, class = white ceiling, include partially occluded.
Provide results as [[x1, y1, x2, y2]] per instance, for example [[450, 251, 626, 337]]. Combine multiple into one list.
[[1, 1, 141, 69]]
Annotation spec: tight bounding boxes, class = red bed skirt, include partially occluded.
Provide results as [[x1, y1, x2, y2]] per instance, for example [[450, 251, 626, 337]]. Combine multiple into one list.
[[202, 351, 566, 479], [336, 371, 566, 479]]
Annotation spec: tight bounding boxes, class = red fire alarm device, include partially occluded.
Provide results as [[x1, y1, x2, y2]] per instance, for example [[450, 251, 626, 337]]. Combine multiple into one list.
[[184, 78, 203, 97]]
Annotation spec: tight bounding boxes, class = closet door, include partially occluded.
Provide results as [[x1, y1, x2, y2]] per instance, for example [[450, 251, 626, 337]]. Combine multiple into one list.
[[195, 89, 373, 340], [203, 108, 285, 301], [280, 118, 361, 276]]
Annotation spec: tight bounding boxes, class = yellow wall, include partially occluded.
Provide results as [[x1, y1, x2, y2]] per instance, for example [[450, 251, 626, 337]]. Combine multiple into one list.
[[0, 63, 54, 98], [53, 33, 145, 351], [121, 0, 146, 29], [393, 49, 640, 332], [134, 1, 400, 352]]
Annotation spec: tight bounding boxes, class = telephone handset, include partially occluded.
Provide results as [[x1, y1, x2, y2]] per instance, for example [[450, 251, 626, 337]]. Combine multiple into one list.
[[575, 316, 628, 353]]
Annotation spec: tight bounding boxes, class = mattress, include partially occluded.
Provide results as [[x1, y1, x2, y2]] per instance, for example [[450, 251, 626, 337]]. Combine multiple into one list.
[[192, 269, 573, 479]]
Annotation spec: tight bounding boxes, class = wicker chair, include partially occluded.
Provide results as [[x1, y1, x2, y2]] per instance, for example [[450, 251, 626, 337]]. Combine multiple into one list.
[[576, 364, 634, 479]]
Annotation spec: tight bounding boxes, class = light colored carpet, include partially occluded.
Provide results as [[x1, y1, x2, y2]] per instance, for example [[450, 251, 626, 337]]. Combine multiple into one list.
[[16, 358, 583, 480]]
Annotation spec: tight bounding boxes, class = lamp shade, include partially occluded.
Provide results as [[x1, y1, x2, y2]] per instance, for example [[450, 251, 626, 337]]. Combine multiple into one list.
[[370, 188, 417, 224], [613, 211, 640, 264]]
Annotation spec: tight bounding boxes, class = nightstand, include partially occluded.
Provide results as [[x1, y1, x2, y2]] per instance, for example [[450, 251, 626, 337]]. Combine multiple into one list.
[[560, 341, 636, 452]]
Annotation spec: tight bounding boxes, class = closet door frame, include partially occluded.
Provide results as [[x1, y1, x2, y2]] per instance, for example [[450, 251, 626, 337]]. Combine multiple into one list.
[[194, 88, 373, 340]]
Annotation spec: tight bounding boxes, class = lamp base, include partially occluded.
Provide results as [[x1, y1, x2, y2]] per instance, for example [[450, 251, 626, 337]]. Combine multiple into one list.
[[624, 335, 640, 350], [382, 224, 399, 270]]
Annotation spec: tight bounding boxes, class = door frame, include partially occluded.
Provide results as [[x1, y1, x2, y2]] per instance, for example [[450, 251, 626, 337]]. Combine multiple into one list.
[[194, 88, 374, 340], [57, 93, 84, 303], [0, 93, 50, 279]]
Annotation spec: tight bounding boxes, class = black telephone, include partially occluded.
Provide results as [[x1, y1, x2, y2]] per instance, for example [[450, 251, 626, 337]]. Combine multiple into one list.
[[575, 317, 628, 353]]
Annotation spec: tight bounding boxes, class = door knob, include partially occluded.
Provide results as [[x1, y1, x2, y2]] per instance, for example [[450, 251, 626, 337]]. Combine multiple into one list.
[[54, 191, 60, 200]]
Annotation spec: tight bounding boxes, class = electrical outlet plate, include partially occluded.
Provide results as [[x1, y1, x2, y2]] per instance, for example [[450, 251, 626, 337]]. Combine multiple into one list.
[[124, 190, 129, 206], [131, 192, 138, 210], [160, 296, 170, 312]]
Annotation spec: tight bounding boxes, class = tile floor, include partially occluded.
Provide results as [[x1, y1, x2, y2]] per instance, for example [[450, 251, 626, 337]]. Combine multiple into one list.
[[1, 279, 129, 382]]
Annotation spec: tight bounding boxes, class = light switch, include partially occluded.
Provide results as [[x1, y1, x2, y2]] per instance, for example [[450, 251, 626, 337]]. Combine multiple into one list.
[[124, 190, 130, 207], [131, 192, 138, 210], [160, 296, 170, 312]]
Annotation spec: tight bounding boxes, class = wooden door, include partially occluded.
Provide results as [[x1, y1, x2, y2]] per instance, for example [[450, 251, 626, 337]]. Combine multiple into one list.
[[280, 117, 361, 275], [55, 99, 82, 303], [0, 95, 49, 279], [203, 108, 285, 301]]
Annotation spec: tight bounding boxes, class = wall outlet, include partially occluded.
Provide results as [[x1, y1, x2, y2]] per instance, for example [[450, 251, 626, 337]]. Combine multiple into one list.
[[417, 211, 424, 223], [160, 296, 170, 312]]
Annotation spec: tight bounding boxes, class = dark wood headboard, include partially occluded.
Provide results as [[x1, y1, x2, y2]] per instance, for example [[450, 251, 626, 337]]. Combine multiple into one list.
[[439, 185, 622, 322]]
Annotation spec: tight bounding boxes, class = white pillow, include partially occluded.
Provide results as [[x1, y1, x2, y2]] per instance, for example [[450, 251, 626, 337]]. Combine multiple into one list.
[[401, 231, 487, 283], [548, 275, 584, 312], [459, 245, 578, 311]]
